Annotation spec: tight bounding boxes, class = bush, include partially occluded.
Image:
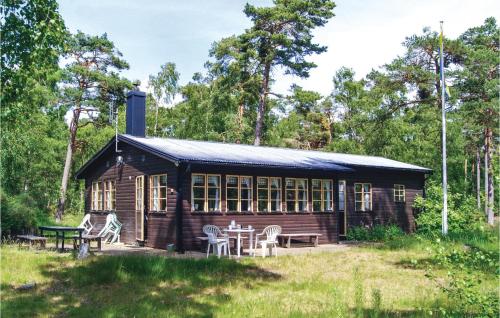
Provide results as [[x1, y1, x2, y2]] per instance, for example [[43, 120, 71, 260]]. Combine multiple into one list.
[[1, 190, 41, 237], [413, 182, 485, 237], [346, 224, 404, 242], [426, 239, 499, 317]]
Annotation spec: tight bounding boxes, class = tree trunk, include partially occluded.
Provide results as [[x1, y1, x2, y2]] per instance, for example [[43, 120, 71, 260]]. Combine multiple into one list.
[[476, 148, 481, 210], [236, 100, 244, 144], [154, 101, 159, 136], [485, 127, 494, 225], [254, 63, 271, 146], [484, 142, 488, 217], [55, 108, 81, 222], [464, 158, 467, 183]]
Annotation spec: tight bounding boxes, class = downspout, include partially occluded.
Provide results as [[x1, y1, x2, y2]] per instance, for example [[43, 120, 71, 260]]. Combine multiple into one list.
[[175, 162, 190, 253]]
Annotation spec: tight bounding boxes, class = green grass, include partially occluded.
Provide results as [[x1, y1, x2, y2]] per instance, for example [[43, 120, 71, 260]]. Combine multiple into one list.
[[1, 237, 497, 318], [36, 213, 82, 228]]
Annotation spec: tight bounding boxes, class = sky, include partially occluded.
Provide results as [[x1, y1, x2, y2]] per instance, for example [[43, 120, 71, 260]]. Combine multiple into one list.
[[58, 0, 500, 97]]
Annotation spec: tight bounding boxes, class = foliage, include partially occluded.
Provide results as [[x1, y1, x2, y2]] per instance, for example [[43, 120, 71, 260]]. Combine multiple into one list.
[[1, 0, 70, 224], [147, 62, 180, 136], [413, 182, 485, 236], [0, 190, 39, 237], [241, 0, 336, 144], [346, 224, 404, 242], [426, 238, 499, 317], [55, 31, 132, 219]]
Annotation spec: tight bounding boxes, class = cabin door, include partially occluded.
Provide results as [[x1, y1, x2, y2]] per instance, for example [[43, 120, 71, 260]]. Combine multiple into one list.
[[338, 180, 347, 237], [135, 175, 145, 241]]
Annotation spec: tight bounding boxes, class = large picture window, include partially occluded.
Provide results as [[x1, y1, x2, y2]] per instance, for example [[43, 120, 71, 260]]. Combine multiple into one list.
[[104, 180, 116, 211], [257, 177, 282, 212], [312, 179, 334, 212], [394, 184, 405, 202], [355, 183, 372, 211], [191, 174, 221, 212], [150, 174, 167, 212], [91, 181, 103, 211], [285, 178, 308, 212], [338, 180, 346, 211], [226, 175, 253, 212]]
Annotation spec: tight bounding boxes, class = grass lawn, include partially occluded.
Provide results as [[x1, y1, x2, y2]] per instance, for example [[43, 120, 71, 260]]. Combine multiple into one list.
[[0, 238, 496, 318]]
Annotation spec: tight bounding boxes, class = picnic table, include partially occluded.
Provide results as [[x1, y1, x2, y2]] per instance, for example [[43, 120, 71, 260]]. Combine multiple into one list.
[[277, 233, 322, 248], [39, 226, 84, 252]]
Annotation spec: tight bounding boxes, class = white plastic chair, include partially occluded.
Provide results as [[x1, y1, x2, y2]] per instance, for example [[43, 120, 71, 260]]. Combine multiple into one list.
[[108, 214, 122, 243], [255, 225, 282, 258], [97, 214, 114, 238], [78, 214, 93, 235], [202, 225, 230, 258]]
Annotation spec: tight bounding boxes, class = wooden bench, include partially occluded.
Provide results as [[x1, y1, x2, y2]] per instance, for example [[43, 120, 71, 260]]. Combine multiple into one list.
[[73, 235, 102, 251], [17, 235, 47, 249], [277, 233, 322, 248]]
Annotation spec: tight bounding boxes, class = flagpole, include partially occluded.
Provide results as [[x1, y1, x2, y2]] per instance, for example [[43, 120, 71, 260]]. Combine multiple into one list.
[[440, 21, 448, 235]]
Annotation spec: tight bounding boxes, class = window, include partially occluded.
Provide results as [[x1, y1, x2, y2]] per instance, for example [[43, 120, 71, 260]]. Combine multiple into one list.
[[91, 181, 103, 210], [191, 174, 221, 212], [285, 178, 308, 212], [312, 179, 334, 212], [104, 180, 116, 210], [394, 184, 405, 202], [207, 175, 221, 211], [150, 174, 167, 212], [226, 176, 253, 212], [257, 177, 282, 212], [355, 183, 372, 211], [338, 180, 346, 211]]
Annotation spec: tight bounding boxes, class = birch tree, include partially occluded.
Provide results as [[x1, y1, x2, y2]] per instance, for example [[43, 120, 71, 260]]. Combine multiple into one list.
[[148, 62, 179, 136]]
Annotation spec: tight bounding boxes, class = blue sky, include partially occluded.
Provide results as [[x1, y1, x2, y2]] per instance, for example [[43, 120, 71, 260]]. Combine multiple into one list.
[[59, 0, 499, 96]]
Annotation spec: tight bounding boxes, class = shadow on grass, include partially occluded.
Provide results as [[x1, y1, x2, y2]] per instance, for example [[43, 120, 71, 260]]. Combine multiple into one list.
[[2, 255, 281, 317]]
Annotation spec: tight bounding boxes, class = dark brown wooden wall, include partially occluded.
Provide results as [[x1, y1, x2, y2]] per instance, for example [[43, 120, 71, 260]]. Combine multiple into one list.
[[81, 142, 426, 250], [341, 168, 424, 233], [83, 142, 177, 248]]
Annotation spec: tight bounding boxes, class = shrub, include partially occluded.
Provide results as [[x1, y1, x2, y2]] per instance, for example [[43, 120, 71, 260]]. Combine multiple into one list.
[[1, 190, 41, 237], [426, 240, 499, 317], [413, 182, 485, 237], [346, 224, 404, 242]]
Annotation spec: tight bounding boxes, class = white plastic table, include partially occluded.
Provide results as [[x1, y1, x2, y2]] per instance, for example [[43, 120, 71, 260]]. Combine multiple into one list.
[[223, 228, 255, 258]]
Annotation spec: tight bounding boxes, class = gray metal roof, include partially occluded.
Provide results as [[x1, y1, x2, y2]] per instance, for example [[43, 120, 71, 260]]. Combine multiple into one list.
[[120, 134, 431, 173]]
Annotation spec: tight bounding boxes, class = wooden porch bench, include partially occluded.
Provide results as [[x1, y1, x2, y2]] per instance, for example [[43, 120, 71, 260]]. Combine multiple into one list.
[[277, 233, 322, 248], [73, 235, 102, 251], [17, 235, 47, 249]]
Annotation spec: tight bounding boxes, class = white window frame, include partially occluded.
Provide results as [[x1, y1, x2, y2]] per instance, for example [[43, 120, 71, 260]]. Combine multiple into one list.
[[103, 180, 116, 211], [394, 184, 405, 203], [149, 174, 168, 212], [257, 177, 282, 212], [91, 181, 103, 211], [226, 175, 253, 212], [312, 179, 334, 212], [354, 183, 372, 211], [191, 174, 221, 212], [285, 178, 308, 212]]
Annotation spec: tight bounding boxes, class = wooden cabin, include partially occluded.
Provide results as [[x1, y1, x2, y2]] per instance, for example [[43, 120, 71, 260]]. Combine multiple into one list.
[[75, 90, 431, 251]]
